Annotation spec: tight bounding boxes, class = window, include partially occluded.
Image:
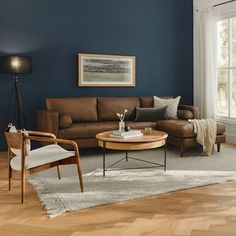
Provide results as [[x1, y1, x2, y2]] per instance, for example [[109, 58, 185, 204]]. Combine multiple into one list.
[[216, 17, 236, 118]]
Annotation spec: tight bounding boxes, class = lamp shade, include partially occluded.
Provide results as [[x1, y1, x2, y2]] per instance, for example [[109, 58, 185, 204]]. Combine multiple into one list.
[[0, 56, 32, 74]]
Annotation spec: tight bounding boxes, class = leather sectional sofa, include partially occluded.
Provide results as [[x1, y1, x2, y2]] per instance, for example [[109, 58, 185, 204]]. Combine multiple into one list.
[[37, 96, 225, 156]]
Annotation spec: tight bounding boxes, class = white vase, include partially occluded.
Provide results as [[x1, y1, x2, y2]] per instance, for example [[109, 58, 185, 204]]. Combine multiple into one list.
[[119, 121, 125, 132]]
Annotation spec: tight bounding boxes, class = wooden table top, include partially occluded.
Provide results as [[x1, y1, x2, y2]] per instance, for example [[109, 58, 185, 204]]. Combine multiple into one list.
[[96, 130, 168, 143]]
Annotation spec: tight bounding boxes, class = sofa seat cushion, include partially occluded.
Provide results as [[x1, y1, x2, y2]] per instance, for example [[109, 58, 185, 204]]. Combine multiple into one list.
[[59, 121, 158, 139], [126, 121, 157, 130], [59, 122, 119, 139], [98, 97, 140, 121], [157, 120, 225, 138]]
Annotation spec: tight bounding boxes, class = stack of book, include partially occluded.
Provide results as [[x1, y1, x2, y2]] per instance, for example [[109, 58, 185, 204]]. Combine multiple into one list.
[[110, 129, 143, 139]]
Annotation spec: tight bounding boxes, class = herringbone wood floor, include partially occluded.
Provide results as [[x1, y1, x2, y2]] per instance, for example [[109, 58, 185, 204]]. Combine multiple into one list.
[[0, 151, 236, 236]]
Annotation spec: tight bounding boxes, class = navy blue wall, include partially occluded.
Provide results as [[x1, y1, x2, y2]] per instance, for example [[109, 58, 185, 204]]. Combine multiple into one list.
[[0, 0, 193, 149]]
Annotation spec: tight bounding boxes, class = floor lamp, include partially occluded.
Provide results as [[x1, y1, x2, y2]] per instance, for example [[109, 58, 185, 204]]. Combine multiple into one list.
[[0, 56, 32, 129]]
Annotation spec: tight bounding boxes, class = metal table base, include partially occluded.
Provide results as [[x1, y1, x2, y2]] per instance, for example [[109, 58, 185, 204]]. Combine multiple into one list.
[[102, 143, 167, 177]]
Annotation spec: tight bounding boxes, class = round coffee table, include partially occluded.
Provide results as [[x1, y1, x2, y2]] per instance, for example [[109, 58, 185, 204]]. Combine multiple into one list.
[[96, 130, 168, 176]]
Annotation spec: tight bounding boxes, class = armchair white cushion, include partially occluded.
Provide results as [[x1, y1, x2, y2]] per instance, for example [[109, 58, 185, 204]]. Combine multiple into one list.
[[10, 144, 75, 171]]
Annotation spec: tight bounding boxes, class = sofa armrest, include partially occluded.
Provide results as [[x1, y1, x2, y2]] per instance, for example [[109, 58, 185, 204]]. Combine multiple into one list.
[[37, 110, 59, 137], [178, 105, 199, 119]]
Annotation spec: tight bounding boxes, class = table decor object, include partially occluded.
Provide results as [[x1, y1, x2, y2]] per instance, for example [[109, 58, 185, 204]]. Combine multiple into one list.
[[110, 129, 143, 139], [116, 109, 128, 132]]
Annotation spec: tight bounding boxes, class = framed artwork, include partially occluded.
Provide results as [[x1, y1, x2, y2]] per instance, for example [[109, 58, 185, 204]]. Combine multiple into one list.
[[78, 53, 136, 87]]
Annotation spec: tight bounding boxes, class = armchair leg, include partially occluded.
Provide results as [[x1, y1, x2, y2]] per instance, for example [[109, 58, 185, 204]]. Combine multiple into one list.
[[75, 154, 84, 192], [8, 149, 12, 191], [56, 165, 61, 180], [8, 167, 12, 191], [217, 143, 221, 152], [21, 169, 25, 204]]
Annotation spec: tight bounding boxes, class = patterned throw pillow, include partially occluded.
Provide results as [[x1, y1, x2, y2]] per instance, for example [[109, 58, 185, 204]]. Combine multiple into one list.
[[153, 96, 181, 119]]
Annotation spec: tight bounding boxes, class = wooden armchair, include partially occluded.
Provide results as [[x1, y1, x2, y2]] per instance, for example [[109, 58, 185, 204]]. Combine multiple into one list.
[[4, 129, 84, 203]]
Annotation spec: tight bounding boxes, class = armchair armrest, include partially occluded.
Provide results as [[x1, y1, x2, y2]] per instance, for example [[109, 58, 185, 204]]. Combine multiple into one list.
[[23, 135, 79, 153], [26, 130, 56, 139], [37, 110, 59, 137], [178, 105, 199, 119]]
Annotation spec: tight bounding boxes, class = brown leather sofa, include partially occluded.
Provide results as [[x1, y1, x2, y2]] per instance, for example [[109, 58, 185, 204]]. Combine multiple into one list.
[[37, 96, 226, 156]]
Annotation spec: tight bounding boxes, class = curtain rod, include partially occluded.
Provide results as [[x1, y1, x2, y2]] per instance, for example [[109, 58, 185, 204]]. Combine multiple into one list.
[[214, 0, 236, 7], [195, 0, 236, 12]]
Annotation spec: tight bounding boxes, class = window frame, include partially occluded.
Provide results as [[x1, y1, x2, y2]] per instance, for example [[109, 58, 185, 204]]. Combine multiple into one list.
[[216, 16, 236, 122]]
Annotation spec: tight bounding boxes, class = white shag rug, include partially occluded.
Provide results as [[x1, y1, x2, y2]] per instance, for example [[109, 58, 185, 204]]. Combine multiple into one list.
[[27, 167, 236, 218]]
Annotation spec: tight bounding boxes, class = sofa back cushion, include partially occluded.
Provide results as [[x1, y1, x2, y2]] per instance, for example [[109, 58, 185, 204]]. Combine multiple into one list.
[[140, 96, 153, 108], [46, 97, 98, 122], [98, 97, 140, 121]]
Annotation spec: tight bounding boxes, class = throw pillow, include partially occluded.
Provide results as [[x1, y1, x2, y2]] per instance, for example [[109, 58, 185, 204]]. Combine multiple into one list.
[[60, 115, 72, 128], [135, 107, 167, 121], [153, 96, 181, 119]]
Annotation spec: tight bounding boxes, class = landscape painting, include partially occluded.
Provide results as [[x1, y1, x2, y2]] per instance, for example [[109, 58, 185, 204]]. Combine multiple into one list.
[[78, 54, 136, 87]]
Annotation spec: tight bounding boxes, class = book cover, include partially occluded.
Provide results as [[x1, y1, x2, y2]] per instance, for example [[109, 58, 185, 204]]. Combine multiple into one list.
[[112, 129, 142, 136], [110, 133, 143, 139]]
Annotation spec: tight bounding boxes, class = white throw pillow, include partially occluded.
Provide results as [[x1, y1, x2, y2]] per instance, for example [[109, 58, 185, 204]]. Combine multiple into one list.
[[153, 96, 181, 119]]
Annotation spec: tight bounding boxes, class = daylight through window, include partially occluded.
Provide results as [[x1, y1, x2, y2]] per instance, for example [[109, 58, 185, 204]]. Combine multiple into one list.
[[216, 17, 236, 118]]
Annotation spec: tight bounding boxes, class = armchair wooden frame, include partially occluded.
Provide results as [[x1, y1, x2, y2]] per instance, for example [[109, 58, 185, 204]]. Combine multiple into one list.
[[4, 130, 84, 203]]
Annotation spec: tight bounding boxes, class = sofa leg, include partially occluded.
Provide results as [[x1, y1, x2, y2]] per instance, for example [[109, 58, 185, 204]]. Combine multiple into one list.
[[180, 146, 184, 157], [217, 143, 221, 152]]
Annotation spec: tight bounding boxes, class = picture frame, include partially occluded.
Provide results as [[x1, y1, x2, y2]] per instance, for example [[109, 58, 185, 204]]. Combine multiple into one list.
[[78, 53, 136, 87]]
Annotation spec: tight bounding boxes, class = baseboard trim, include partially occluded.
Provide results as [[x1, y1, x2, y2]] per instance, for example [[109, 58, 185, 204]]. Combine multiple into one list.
[[226, 132, 236, 144]]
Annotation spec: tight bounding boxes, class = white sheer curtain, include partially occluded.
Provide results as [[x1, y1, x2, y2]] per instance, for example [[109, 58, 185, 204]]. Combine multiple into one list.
[[194, 7, 216, 119]]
